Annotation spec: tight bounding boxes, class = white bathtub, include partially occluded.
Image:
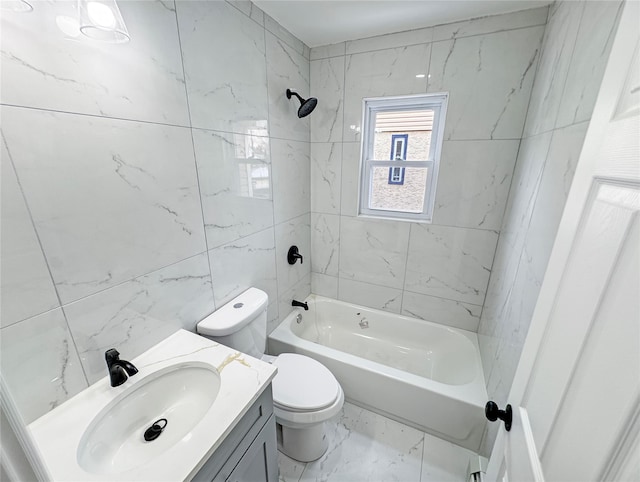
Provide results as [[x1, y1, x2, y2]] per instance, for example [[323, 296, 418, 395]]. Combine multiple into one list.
[[268, 295, 488, 452]]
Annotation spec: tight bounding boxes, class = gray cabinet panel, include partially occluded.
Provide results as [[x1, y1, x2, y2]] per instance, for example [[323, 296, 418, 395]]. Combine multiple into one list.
[[226, 415, 277, 482], [191, 387, 277, 482]]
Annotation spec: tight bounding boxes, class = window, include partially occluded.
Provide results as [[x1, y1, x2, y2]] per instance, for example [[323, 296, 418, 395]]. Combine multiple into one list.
[[358, 93, 448, 222], [388, 134, 407, 185], [232, 123, 271, 199]]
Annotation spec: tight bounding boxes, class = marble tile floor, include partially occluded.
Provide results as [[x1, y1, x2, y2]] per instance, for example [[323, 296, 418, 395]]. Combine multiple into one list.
[[278, 402, 477, 482]]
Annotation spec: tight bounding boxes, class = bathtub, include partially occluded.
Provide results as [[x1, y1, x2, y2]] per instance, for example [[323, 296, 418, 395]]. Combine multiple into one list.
[[268, 295, 488, 452]]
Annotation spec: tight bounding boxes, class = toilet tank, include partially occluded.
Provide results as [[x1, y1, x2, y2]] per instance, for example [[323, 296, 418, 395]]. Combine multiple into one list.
[[196, 287, 268, 358]]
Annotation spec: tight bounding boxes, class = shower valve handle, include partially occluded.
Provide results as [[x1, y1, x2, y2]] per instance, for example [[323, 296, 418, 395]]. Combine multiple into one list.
[[485, 401, 512, 431], [287, 245, 303, 265]]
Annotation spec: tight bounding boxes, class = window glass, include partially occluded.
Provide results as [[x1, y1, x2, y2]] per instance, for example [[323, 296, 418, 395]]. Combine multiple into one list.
[[373, 110, 433, 161], [369, 166, 428, 212]]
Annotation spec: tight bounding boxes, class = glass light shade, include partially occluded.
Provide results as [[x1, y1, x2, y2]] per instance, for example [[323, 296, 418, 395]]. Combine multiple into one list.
[[0, 0, 33, 12], [56, 15, 82, 38], [78, 0, 129, 43]]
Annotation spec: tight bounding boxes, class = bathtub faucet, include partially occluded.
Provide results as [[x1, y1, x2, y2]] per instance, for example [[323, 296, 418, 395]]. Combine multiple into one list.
[[292, 299, 309, 311], [359, 318, 369, 329]]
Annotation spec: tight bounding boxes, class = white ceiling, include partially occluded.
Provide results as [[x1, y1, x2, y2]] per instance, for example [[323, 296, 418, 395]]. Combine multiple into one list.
[[253, 1, 550, 48]]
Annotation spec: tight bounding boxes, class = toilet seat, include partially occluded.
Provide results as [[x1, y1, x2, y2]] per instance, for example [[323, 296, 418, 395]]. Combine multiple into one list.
[[272, 353, 341, 412]]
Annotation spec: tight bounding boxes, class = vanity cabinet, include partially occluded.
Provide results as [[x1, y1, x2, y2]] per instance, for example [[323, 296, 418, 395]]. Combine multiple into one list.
[[192, 387, 278, 482]]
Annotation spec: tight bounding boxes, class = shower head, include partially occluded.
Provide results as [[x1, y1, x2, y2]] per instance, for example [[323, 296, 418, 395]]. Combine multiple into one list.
[[286, 88, 317, 118]]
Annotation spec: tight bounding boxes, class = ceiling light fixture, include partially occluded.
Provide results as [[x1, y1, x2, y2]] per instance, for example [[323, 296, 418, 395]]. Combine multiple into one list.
[[78, 0, 129, 43], [56, 15, 82, 39], [87, 1, 116, 28], [0, 0, 33, 12]]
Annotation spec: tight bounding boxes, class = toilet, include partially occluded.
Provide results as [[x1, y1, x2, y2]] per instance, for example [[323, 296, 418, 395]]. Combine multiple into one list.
[[196, 287, 344, 462]]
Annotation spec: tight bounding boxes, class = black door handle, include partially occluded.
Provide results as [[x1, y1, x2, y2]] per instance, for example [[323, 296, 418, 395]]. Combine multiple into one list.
[[485, 401, 512, 431]]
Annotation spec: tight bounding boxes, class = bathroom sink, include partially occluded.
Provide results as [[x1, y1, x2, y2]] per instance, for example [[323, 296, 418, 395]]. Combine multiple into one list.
[[29, 330, 278, 482], [77, 362, 221, 475]]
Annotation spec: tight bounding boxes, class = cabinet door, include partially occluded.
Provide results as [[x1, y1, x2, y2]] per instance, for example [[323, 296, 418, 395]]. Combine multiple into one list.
[[226, 415, 278, 482], [193, 388, 274, 482]]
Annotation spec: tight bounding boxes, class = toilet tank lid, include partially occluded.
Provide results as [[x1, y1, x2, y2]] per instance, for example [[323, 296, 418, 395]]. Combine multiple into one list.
[[197, 287, 268, 337]]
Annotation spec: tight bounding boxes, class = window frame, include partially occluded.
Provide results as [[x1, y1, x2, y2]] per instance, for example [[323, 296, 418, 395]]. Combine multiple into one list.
[[358, 93, 448, 223], [388, 134, 408, 185]]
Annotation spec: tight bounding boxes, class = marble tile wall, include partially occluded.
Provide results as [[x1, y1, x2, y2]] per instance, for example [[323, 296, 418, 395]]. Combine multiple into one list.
[[0, 0, 311, 423], [476, 0, 623, 457], [309, 7, 547, 332]]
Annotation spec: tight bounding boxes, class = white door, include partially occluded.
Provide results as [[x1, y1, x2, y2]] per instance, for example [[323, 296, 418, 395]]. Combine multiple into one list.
[[486, 1, 640, 481]]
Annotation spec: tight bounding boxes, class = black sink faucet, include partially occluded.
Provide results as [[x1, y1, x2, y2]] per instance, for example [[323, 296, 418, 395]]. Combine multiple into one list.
[[292, 299, 309, 311], [105, 348, 138, 387]]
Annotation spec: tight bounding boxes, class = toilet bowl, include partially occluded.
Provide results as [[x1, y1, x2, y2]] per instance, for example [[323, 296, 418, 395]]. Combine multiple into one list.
[[196, 287, 344, 462], [270, 353, 344, 461]]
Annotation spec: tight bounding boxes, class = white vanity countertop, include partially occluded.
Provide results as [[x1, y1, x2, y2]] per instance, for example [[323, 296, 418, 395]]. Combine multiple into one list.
[[28, 329, 277, 481]]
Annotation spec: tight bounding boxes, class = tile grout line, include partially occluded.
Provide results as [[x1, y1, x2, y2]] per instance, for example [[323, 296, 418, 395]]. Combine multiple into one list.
[[399, 221, 413, 315], [172, 0, 216, 309], [548, 1, 587, 134], [335, 49, 349, 301], [0, 103, 310, 145], [478, 0, 589, 346], [309, 137, 526, 144], [262, 8, 282, 324], [9, 249, 211, 328], [485, 1, 583, 340], [1, 130, 91, 386], [310, 19, 548, 61], [224, 0, 308, 60], [329, 211, 503, 233], [308, 270, 484, 307], [418, 430, 426, 482], [475, 9, 550, 331]]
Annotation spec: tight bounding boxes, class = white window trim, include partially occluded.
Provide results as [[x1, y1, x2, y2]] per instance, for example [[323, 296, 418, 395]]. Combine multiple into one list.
[[357, 93, 448, 223]]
